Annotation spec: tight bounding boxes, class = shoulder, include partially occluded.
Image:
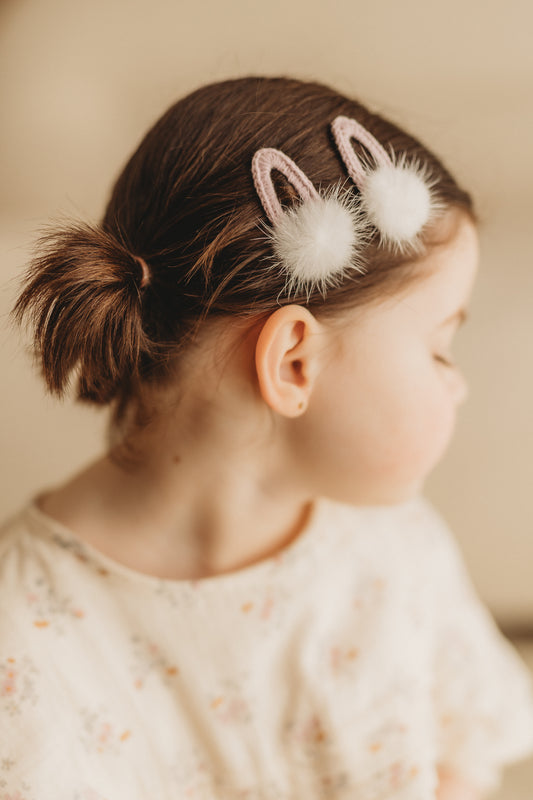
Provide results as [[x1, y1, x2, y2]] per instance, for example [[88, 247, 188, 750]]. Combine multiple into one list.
[[312, 494, 457, 619], [0, 503, 51, 639], [0, 503, 35, 580], [0, 499, 78, 635], [0, 504, 83, 793], [325, 492, 455, 562], [327, 490, 448, 530]]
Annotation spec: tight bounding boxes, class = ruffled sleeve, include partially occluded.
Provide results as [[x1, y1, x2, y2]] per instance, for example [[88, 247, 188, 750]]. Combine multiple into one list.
[[415, 495, 533, 794]]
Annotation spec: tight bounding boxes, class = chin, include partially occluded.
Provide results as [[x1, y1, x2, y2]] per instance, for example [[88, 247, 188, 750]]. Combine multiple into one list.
[[323, 471, 427, 510], [331, 482, 421, 510], [369, 477, 426, 507]]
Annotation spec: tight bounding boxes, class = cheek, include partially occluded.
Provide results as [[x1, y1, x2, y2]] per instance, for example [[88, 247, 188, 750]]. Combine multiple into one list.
[[306, 357, 457, 496], [298, 348, 455, 504], [390, 388, 456, 476], [368, 364, 457, 481]]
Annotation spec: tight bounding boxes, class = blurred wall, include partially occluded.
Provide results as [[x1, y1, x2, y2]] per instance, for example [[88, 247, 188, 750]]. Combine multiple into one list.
[[0, 0, 532, 625]]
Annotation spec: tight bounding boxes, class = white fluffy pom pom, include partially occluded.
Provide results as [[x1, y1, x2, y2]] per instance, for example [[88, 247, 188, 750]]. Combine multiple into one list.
[[268, 184, 369, 300], [362, 156, 438, 253]]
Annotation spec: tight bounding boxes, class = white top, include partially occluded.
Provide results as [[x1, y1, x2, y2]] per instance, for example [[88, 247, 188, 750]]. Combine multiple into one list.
[[1, 492, 532, 800]]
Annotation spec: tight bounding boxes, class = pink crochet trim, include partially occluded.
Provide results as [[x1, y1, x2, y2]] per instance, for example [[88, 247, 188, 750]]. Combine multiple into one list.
[[251, 148, 319, 224], [331, 116, 392, 188]]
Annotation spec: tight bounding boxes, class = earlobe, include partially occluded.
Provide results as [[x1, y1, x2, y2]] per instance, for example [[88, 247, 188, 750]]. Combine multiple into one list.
[[255, 305, 320, 418]]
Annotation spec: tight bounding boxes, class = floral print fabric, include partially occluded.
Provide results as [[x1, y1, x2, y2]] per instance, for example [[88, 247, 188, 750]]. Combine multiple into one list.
[[0, 493, 532, 799]]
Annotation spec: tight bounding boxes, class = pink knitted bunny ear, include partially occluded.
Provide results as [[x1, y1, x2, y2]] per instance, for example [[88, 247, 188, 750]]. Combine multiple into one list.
[[251, 147, 369, 301], [331, 115, 443, 255], [252, 148, 320, 224]]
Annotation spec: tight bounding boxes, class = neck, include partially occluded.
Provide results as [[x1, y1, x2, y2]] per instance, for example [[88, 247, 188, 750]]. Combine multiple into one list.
[[42, 395, 315, 579]]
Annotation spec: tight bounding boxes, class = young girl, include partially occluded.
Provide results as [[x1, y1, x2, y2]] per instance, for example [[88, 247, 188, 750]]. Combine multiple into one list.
[[1, 76, 532, 800]]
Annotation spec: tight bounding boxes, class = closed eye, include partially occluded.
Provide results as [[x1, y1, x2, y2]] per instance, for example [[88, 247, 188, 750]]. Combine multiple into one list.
[[434, 354, 456, 368]]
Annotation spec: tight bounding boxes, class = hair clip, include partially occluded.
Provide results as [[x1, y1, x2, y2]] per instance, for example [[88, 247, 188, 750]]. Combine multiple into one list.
[[331, 115, 443, 255], [251, 147, 369, 300]]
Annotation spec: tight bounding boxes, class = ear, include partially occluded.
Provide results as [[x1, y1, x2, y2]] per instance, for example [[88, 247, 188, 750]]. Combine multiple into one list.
[[254, 305, 323, 418]]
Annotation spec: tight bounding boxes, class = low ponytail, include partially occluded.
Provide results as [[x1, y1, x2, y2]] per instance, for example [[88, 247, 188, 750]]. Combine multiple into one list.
[[11, 222, 154, 404]]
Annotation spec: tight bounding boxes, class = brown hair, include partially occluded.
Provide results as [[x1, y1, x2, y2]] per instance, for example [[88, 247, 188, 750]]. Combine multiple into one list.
[[11, 76, 476, 452]]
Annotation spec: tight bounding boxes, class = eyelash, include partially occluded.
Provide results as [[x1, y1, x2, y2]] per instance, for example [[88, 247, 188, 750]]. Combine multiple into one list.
[[434, 354, 456, 369]]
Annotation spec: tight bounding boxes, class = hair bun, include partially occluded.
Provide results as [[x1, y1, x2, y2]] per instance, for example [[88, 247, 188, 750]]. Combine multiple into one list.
[[11, 221, 153, 404]]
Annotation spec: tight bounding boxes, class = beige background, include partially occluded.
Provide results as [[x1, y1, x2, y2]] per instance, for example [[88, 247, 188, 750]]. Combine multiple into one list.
[[0, 0, 532, 629]]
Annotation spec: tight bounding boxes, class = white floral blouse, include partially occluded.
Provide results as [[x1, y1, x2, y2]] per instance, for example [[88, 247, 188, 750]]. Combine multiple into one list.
[[1, 492, 532, 800]]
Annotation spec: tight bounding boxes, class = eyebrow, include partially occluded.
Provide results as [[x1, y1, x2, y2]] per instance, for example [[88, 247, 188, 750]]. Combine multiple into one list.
[[440, 308, 469, 327]]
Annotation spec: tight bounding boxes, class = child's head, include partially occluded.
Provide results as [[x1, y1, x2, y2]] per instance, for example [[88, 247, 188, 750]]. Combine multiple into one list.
[[11, 76, 479, 505]]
